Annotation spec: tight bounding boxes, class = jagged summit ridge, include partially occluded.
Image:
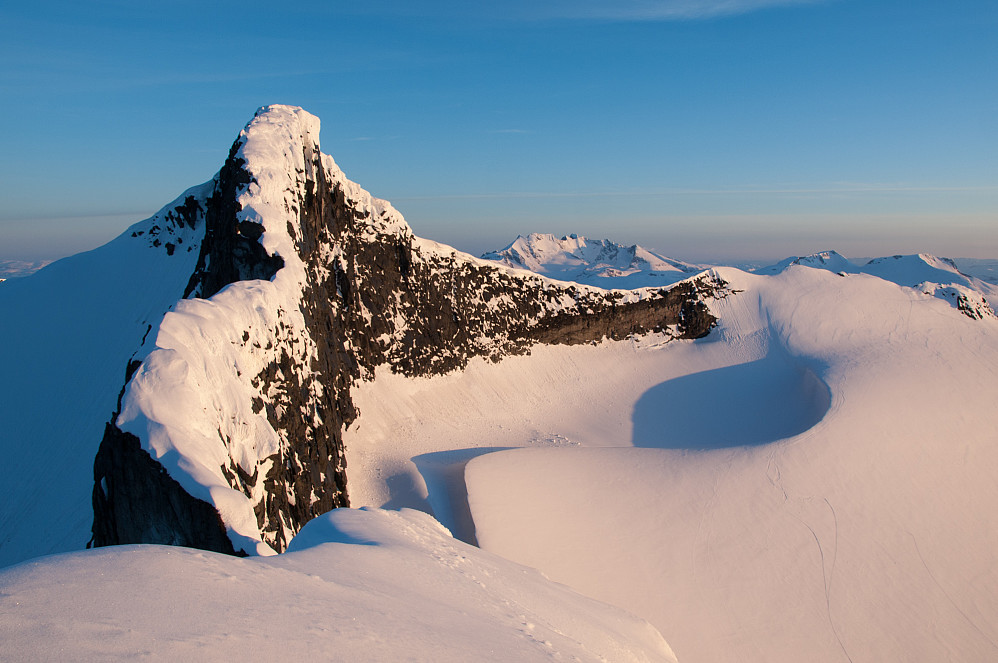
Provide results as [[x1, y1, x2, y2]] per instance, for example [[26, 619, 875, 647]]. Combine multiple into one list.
[[482, 232, 702, 288], [90, 106, 725, 556]]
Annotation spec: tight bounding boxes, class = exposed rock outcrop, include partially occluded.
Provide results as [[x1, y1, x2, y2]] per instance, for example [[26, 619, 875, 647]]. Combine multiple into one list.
[[91, 105, 725, 556], [91, 423, 240, 555]]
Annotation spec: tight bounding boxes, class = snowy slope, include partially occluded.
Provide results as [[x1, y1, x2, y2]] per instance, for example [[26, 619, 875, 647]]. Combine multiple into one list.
[[338, 251, 998, 662], [0, 508, 675, 663], [482, 233, 703, 288], [4, 103, 997, 662], [0, 184, 210, 568], [462, 266, 998, 663]]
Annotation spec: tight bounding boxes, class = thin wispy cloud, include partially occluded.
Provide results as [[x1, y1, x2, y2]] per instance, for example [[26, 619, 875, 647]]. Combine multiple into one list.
[[343, 0, 827, 22], [392, 183, 998, 202], [527, 0, 827, 21]]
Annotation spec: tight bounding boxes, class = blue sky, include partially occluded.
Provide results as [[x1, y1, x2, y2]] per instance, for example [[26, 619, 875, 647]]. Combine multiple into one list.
[[1, 0, 995, 262]]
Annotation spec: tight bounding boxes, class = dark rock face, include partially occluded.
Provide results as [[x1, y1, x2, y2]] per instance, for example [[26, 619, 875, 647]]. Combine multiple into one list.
[[184, 143, 284, 299], [91, 423, 241, 555], [92, 121, 724, 556]]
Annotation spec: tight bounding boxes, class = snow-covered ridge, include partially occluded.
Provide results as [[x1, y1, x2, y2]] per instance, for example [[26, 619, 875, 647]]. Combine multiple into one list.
[[92, 105, 725, 556], [756, 250, 996, 318], [482, 233, 703, 289], [1, 508, 676, 662]]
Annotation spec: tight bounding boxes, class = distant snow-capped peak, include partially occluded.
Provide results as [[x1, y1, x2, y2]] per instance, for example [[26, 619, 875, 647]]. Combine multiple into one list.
[[482, 233, 703, 288], [758, 250, 995, 319], [754, 250, 857, 275]]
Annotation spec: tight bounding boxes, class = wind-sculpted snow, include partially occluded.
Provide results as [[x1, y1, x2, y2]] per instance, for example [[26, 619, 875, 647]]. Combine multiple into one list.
[[631, 343, 830, 449], [464, 266, 998, 663], [91, 105, 723, 556], [0, 508, 676, 663]]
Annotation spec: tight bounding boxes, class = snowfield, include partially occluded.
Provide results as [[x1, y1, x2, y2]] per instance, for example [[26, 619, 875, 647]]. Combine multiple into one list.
[[463, 266, 998, 662], [346, 259, 998, 662]]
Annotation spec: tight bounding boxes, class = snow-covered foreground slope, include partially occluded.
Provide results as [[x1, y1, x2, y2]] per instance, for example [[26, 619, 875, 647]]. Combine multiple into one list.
[[460, 266, 998, 663], [482, 233, 702, 288], [0, 507, 675, 662]]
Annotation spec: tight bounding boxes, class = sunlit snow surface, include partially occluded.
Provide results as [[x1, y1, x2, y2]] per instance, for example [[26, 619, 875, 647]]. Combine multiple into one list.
[[482, 232, 703, 288], [344, 258, 998, 662], [0, 508, 674, 662], [460, 266, 998, 663]]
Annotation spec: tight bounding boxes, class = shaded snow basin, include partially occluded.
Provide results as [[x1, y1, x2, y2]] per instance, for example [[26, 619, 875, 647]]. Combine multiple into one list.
[[632, 347, 830, 450], [415, 344, 831, 543]]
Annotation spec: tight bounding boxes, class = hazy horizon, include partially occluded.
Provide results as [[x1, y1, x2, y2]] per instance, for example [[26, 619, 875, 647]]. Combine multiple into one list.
[[2, 0, 995, 262]]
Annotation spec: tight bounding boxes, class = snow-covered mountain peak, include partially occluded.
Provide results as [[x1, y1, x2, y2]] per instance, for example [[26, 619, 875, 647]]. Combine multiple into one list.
[[482, 233, 703, 288], [861, 252, 967, 286], [756, 250, 996, 318], [72, 106, 725, 558], [231, 104, 409, 270], [755, 250, 857, 275]]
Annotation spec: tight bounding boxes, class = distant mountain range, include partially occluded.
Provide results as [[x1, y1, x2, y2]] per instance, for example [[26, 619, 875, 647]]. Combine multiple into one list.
[[481, 233, 703, 288], [480, 241, 996, 320], [0, 259, 53, 280], [754, 250, 996, 319]]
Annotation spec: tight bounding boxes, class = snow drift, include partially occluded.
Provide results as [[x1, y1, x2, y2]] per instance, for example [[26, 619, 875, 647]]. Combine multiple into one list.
[[0, 508, 675, 662]]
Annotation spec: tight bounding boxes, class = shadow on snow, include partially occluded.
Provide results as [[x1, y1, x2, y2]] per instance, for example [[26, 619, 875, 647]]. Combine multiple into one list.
[[632, 349, 831, 450]]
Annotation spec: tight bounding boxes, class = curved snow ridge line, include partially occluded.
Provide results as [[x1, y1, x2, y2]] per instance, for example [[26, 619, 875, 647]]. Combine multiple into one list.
[[1, 508, 678, 663], [464, 263, 998, 663]]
